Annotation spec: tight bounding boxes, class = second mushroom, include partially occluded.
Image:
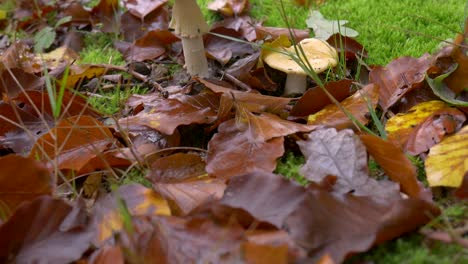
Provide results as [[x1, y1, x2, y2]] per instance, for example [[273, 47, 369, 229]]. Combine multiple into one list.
[[264, 38, 338, 96]]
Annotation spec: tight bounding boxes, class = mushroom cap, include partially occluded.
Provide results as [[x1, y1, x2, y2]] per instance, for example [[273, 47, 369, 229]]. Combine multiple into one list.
[[264, 38, 338, 75], [170, 0, 209, 38]]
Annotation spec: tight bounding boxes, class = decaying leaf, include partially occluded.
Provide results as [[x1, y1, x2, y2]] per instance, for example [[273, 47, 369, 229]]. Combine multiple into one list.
[[426, 65, 468, 107], [425, 125, 468, 187]]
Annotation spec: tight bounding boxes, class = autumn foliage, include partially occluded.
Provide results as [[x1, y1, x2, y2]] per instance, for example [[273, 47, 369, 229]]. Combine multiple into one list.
[[0, 0, 466, 263]]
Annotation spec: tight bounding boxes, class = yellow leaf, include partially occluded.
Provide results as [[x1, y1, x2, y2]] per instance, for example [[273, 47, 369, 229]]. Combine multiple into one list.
[[0, 10, 6, 20], [425, 125, 468, 187], [385, 100, 449, 146]]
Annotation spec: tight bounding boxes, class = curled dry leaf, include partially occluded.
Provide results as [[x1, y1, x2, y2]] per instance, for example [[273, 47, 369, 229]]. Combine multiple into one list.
[[0, 155, 53, 220], [0, 196, 93, 264], [425, 125, 468, 187], [369, 54, 432, 111], [307, 83, 379, 130], [298, 128, 400, 202]]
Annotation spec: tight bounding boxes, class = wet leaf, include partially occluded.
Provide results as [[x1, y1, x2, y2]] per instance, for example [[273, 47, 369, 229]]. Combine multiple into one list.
[[255, 25, 310, 42], [0, 196, 93, 263], [0, 155, 53, 220], [120, 7, 170, 41], [443, 32, 468, 94], [307, 83, 379, 130], [298, 128, 400, 201], [425, 125, 468, 187], [0, 68, 43, 98], [116, 30, 178, 62], [369, 55, 431, 111], [326, 33, 368, 60], [91, 0, 120, 33]]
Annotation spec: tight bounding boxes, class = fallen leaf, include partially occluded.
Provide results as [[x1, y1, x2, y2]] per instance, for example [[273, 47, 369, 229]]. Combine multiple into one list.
[[298, 128, 400, 201], [0, 155, 53, 220], [306, 10, 358, 40], [206, 118, 284, 179], [385, 100, 453, 147], [443, 31, 468, 94], [29, 115, 115, 172], [0, 196, 93, 263], [122, 0, 167, 19], [208, 0, 249, 16], [326, 33, 367, 60], [360, 134, 431, 200], [426, 65, 468, 107], [425, 125, 468, 187], [119, 92, 218, 135], [92, 184, 171, 244], [369, 54, 432, 111], [307, 83, 379, 130]]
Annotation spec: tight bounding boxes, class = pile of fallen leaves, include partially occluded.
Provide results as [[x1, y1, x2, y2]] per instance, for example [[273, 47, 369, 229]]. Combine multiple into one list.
[[0, 0, 466, 263]]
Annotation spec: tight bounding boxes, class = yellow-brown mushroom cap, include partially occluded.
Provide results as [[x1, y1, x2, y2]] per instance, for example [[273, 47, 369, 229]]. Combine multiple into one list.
[[264, 38, 338, 75]]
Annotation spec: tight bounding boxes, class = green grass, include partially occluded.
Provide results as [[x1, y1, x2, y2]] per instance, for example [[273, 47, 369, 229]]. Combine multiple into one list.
[[80, 32, 125, 65], [198, 0, 466, 65], [87, 85, 147, 115]]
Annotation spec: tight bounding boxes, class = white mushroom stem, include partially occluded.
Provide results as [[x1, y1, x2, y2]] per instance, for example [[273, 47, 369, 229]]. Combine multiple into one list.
[[171, 0, 210, 77], [181, 37, 209, 77], [284, 73, 307, 96]]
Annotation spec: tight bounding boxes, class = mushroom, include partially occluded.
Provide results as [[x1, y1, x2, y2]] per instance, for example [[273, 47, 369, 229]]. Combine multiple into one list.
[[170, 0, 210, 77], [264, 38, 338, 96]]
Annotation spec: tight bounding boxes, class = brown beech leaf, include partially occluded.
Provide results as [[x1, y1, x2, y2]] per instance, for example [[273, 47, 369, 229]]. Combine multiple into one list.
[[369, 54, 432, 111], [212, 15, 257, 42], [122, 0, 167, 19], [326, 33, 368, 60], [206, 118, 284, 179], [150, 216, 245, 263], [147, 153, 226, 216], [89, 245, 124, 264], [116, 30, 179, 62], [29, 115, 115, 172], [255, 25, 310, 42], [14, 90, 100, 119], [120, 7, 170, 41], [0, 196, 93, 263], [220, 171, 306, 228], [92, 184, 171, 244], [0, 155, 53, 220], [284, 187, 440, 263], [290, 79, 353, 118], [360, 134, 431, 201], [454, 173, 468, 199], [197, 77, 292, 114], [91, 0, 120, 33], [0, 68, 43, 98], [443, 30, 468, 94], [405, 107, 466, 155], [208, 0, 249, 16], [119, 92, 218, 135], [307, 83, 379, 130], [298, 128, 400, 201]]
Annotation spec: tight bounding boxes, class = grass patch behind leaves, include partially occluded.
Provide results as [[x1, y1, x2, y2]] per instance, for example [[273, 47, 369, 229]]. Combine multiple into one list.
[[80, 32, 125, 65]]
